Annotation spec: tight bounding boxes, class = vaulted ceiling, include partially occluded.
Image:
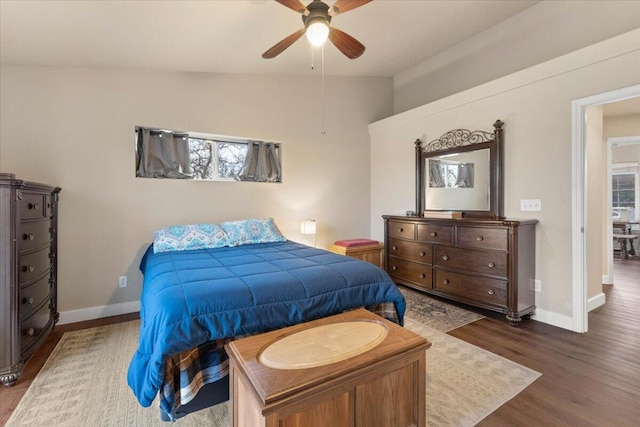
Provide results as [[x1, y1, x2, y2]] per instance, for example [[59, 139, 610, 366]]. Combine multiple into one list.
[[0, 0, 539, 77]]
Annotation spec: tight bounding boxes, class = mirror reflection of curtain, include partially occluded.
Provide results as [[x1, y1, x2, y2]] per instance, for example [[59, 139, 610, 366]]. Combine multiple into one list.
[[238, 141, 282, 182], [136, 128, 192, 178], [429, 159, 445, 188], [455, 163, 474, 188]]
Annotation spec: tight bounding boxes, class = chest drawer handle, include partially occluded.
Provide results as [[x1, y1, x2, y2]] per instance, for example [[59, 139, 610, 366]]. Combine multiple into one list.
[[419, 251, 426, 257], [28, 202, 39, 210], [476, 235, 484, 241], [24, 233, 35, 240], [442, 279, 450, 285], [398, 228, 404, 233], [22, 297, 35, 305], [420, 273, 426, 279], [22, 265, 35, 272], [442, 255, 449, 261], [488, 289, 496, 295], [26, 328, 35, 336], [392, 246, 397, 251], [430, 232, 437, 237], [392, 265, 397, 271], [487, 262, 495, 268]]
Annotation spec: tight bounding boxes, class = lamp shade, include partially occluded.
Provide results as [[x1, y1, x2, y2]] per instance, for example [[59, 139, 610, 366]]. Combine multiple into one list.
[[300, 219, 317, 235]]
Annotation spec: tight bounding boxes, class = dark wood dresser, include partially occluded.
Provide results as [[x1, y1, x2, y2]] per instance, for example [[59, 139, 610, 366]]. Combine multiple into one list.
[[0, 173, 60, 387], [383, 215, 537, 326]]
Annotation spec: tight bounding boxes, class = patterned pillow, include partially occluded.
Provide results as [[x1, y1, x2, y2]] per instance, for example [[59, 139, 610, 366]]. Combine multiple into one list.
[[153, 223, 231, 253], [220, 218, 287, 247]]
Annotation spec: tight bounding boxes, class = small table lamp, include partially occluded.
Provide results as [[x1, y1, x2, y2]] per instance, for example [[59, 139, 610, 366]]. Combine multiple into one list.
[[300, 219, 317, 247]]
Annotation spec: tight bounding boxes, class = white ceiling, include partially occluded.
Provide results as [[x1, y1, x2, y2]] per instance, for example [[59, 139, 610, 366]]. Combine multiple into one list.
[[0, 0, 539, 78]]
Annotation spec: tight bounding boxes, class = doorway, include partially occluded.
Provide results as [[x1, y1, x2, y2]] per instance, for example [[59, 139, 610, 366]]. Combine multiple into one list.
[[572, 84, 640, 333]]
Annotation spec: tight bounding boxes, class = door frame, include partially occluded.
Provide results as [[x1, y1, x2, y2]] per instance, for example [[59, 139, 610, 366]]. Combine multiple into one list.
[[571, 84, 640, 333]]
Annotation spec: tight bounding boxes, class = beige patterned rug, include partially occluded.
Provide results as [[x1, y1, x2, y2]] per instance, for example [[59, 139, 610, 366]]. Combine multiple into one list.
[[7, 309, 540, 426]]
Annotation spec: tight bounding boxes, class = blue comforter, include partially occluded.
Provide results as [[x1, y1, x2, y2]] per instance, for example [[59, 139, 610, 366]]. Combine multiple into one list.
[[127, 241, 405, 408]]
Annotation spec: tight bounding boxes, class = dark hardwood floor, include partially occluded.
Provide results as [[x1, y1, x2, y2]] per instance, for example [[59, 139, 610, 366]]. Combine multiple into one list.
[[1, 261, 639, 426]]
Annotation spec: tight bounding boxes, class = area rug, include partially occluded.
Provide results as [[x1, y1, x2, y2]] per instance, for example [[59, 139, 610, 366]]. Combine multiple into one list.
[[7, 315, 540, 427], [400, 286, 485, 332]]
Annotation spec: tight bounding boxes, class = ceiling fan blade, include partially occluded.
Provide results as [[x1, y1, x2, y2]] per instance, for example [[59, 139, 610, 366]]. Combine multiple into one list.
[[262, 28, 306, 59], [275, 0, 309, 15], [329, 0, 372, 16], [328, 27, 365, 59]]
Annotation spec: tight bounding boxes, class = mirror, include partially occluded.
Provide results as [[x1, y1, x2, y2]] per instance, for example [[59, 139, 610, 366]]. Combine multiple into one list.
[[416, 120, 504, 218]]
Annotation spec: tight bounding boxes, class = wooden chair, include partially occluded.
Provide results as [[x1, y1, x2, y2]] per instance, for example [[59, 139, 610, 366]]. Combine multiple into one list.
[[613, 227, 638, 260]]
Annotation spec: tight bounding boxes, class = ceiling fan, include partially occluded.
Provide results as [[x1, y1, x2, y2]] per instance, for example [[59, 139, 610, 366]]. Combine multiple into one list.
[[262, 0, 372, 60]]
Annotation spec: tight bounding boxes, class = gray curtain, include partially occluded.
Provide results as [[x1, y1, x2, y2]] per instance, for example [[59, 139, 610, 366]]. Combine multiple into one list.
[[429, 159, 445, 188], [136, 128, 192, 178], [455, 163, 474, 188], [238, 141, 281, 182]]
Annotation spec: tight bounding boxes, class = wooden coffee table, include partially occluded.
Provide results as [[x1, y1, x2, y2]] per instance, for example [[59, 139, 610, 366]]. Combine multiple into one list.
[[225, 308, 430, 427]]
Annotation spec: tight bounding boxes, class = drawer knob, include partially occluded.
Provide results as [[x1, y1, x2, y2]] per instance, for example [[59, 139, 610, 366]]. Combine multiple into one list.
[[442, 279, 450, 285], [420, 273, 426, 279], [392, 265, 397, 271], [430, 232, 436, 237], [392, 246, 397, 251], [27, 328, 35, 336], [22, 265, 35, 272], [28, 202, 39, 210], [419, 251, 425, 257], [24, 233, 35, 241], [476, 235, 484, 241], [442, 255, 449, 261], [22, 297, 35, 305], [488, 289, 496, 295], [398, 228, 404, 233], [488, 262, 495, 268]]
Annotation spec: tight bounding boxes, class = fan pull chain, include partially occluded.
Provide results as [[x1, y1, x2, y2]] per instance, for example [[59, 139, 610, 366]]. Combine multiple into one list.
[[311, 47, 315, 71], [321, 44, 326, 135]]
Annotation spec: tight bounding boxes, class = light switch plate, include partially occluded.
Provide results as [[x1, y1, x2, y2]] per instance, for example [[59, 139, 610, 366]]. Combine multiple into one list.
[[520, 199, 541, 211]]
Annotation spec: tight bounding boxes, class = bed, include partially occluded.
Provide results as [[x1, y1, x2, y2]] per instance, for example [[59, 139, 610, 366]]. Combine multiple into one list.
[[127, 220, 406, 421]]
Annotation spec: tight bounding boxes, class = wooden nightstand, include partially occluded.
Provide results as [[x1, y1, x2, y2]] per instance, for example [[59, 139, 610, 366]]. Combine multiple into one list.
[[328, 241, 384, 269]]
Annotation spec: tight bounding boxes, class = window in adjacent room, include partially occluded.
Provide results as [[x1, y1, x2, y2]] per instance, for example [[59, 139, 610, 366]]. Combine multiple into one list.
[[612, 162, 639, 219], [135, 127, 282, 182]]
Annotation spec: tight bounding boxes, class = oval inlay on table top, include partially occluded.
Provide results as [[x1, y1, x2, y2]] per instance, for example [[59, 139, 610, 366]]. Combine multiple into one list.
[[258, 320, 389, 370]]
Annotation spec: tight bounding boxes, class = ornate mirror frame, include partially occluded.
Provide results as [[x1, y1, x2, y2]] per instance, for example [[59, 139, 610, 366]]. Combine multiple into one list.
[[415, 120, 504, 218]]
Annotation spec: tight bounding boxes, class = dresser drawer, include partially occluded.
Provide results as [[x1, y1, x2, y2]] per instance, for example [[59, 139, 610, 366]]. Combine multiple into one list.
[[434, 270, 507, 308], [388, 239, 432, 264], [19, 193, 46, 219], [388, 257, 432, 289], [18, 247, 51, 286], [21, 302, 53, 355], [18, 220, 51, 252], [417, 224, 453, 245], [19, 274, 51, 320], [388, 221, 416, 240], [434, 246, 507, 278], [456, 227, 507, 251]]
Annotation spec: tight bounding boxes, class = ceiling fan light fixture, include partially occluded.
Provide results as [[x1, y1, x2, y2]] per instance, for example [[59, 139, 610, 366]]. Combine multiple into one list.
[[306, 19, 330, 47]]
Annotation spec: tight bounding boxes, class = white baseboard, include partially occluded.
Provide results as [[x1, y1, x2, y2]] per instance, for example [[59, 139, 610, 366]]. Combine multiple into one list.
[[530, 308, 573, 330], [58, 301, 141, 325], [602, 274, 613, 285], [588, 292, 606, 312]]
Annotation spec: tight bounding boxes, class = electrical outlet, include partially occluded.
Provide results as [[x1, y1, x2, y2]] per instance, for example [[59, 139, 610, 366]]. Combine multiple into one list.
[[520, 199, 542, 211], [119, 276, 127, 288], [534, 279, 541, 292]]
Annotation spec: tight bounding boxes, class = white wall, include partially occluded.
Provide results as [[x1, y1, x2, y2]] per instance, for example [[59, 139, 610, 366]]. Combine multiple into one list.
[[369, 30, 640, 328], [393, 1, 640, 114], [0, 67, 393, 321]]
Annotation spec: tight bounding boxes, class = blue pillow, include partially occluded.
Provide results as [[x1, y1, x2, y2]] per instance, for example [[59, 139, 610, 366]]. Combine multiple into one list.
[[153, 223, 231, 253], [220, 218, 287, 247]]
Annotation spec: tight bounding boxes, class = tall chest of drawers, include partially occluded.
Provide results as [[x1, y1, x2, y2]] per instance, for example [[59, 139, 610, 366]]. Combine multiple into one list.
[[0, 173, 60, 386], [383, 215, 537, 326]]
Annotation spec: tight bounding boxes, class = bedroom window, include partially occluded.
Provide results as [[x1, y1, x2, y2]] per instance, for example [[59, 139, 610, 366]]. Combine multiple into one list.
[[135, 127, 281, 182]]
